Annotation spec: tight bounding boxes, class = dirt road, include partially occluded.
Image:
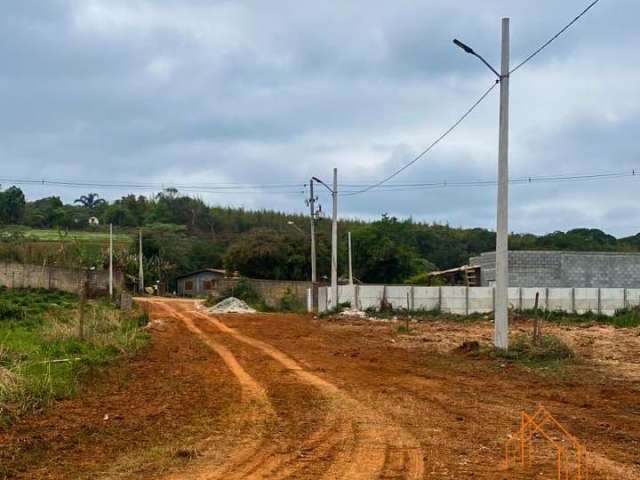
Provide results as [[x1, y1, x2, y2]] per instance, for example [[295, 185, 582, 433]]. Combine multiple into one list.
[[147, 299, 425, 480], [1, 298, 638, 479]]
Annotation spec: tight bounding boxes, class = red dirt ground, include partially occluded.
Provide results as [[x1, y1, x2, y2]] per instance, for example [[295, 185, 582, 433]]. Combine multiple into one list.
[[1, 298, 638, 479]]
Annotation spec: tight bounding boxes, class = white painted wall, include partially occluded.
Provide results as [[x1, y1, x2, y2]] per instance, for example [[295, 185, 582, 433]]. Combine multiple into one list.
[[312, 285, 640, 316]]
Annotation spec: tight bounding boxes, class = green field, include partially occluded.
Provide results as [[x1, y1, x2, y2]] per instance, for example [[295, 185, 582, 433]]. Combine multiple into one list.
[[1, 227, 132, 244]]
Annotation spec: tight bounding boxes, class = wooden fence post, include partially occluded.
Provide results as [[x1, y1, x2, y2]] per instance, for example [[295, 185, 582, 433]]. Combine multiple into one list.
[[78, 280, 87, 340]]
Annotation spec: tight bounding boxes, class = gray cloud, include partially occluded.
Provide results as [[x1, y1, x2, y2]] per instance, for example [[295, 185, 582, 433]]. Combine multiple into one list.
[[2, 0, 639, 236]]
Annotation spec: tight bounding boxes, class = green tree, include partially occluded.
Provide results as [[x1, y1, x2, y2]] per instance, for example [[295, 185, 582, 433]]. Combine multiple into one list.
[[351, 215, 423, 283], [105, 204, 137, 226], [0, 186, 26, 225], [24, 196, 64, 227], [224, 228, 309, 280], [74, 193, 106, 211]]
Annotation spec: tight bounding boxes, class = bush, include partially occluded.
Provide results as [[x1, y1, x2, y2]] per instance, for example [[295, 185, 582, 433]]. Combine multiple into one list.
[[494, 333, 574, 366], [609, 306, 640, 328], [224, 278, 261, 305], [279, 288, 305, 312]]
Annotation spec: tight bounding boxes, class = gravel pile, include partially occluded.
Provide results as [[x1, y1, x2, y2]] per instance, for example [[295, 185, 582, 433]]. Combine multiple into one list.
[[208, 297, 257, 314]]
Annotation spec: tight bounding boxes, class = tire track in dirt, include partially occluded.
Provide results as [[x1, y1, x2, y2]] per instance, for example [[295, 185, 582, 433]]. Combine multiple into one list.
[[189, 308, 425, 479], [148, 300, 359, 480], [141, 300, 298, 480]]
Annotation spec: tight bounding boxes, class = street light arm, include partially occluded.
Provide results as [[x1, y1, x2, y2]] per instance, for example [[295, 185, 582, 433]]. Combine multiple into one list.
[[311, 176, 334, 193], [453, 38, 501, 79]]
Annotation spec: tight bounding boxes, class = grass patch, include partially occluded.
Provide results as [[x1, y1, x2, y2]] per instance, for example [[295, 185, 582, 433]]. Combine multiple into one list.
[[488, 333, 575, 369], [0, 288, 149, 427], [1, 226, 132, 243], [363, 307, 487, 323], [396, 324, 413, 334], [515, 307, 640, 328]]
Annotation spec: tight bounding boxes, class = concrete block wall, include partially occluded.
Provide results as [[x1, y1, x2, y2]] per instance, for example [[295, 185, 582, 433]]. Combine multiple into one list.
[[214, 278, 311, 308], [470, 250, 640, 288], [0, 261, 122, 296], [317, 284, 640, 316]]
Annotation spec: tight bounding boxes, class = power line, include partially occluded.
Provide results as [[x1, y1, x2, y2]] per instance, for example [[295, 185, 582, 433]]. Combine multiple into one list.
[[0, 178, 305, 195], [338, 170, 638, 194], [3, 168, 638, 197], [342, 0, 603, 197], [343, 81, 499, 196], [509, 0, 602, 75]]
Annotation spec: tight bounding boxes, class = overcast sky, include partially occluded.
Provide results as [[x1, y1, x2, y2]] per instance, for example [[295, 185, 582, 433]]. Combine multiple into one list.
[[2, 1, 639, 236]]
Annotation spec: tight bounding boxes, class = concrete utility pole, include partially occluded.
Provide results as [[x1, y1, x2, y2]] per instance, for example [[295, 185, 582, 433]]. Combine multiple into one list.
[[453, 17, 510, 349], [331, 168, 338, 309], [138, 228, 145, 294], [494, 18, 510, 349], [309, 179, 318, 311], [348, 231, 353, 285], [312, 169, 339, 310], [109, 223, 113, 298]]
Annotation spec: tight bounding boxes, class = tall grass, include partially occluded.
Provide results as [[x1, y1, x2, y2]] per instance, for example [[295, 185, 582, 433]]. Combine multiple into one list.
[[0, 289, 148, 426]]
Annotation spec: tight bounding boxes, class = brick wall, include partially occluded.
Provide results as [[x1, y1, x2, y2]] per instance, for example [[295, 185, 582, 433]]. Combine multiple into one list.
[[470, 251, 640, 288], [0, 261, 123, 296]]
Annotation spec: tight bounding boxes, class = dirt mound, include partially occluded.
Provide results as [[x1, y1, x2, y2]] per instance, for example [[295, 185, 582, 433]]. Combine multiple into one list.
[[207, 297, 256, 314]]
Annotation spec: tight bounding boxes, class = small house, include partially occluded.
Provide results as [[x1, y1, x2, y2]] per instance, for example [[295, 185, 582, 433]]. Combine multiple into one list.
[[176, 269, 227, 296], [88, 216, 100, 226]]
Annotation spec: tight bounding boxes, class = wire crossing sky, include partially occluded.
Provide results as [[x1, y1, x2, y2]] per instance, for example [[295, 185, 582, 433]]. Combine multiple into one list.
[[1, 0, 638, 236], [346, 0, 604, 196]]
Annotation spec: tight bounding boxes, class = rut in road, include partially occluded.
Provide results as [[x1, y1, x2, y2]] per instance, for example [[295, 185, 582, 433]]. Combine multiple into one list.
[[188, 305, 425, 479], [147, 301, 303, 480], [143, 299, 424, 479]]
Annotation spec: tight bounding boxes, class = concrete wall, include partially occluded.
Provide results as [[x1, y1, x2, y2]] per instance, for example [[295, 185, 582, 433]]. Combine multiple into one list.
[[317, 284, 640, 316], [213, 278, 312, 308], [470, 251, 640, 288], [0, 261, 122, 296]]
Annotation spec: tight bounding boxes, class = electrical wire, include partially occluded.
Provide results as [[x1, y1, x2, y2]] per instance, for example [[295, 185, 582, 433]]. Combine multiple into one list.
[[0, 178, 305, 195], [510, 0, 602, 75], [342, 80, 499, 197], [339, 0, 604, 197], [338, 170, 638, 194], [2, 168, 637, 197]]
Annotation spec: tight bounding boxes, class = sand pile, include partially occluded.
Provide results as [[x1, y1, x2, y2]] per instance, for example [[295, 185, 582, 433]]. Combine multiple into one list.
[[208, 297, 257, 314]]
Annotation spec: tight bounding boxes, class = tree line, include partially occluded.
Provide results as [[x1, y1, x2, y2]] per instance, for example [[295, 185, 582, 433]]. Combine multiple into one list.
[[2, 185, 640, 286]]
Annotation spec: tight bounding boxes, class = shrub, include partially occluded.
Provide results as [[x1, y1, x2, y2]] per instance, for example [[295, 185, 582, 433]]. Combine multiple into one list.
[[279, 288, 305, 312], [495, 333, 574, 365], [224, 278, 261, 306]]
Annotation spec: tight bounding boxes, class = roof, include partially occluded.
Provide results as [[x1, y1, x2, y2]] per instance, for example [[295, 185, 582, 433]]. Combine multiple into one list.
[[428, 265, 479, 277], [175, 268, 227, 280]]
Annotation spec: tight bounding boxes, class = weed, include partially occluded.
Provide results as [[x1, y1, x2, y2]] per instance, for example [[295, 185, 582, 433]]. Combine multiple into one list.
[[0, 288, 148, 426], [279, 288, 305, 312], [396, 324, 413, 334], [516, 307, 640, 328], [489, 333, 575, 369]]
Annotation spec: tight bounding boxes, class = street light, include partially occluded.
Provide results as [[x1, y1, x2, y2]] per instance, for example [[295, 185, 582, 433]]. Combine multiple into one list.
[[454, 19, 510, 350], [312, 168, 338, 311], [286, 220, 305, 235], [453, 39, 501, 78]]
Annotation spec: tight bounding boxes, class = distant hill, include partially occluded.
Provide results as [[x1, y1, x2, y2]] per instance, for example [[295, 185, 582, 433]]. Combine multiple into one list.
[[1, 186, 639, 284]]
